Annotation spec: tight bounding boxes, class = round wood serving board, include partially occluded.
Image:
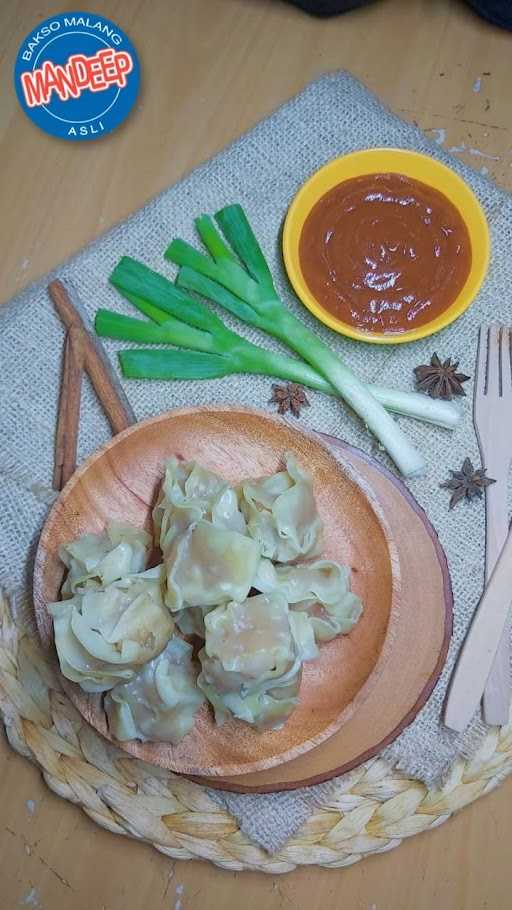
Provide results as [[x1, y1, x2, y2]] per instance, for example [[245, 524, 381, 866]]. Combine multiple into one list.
[[199, 435, 452, 792], [34, 408, 400, 778]]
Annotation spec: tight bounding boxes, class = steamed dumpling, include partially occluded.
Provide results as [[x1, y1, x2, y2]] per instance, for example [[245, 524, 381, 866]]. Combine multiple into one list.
[[237, 452, 323, 562], [203, 593, 299, 679], [197, 593, 317, 729], [153, 458, 245, 554], [48, 567, 174, 692], [254, 558, 363, 642], [174, 605, 215, 638], [60, 521, 151, 597], [200, 663, 303, 731], [105, 636, 205, 743], [164, 520, 261, 612]]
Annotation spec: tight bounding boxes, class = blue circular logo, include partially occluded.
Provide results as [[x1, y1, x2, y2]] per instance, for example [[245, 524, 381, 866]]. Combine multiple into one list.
[[14, 12, 140, 141]]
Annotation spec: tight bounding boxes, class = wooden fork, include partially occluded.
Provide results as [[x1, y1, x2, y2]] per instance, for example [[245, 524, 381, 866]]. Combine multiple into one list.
[[444, 326, 512, 732], [475, 326, 512, 725]]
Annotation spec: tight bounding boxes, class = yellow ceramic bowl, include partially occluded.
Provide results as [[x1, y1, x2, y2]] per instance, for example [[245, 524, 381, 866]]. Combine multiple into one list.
[[282, 148, 490, 344]]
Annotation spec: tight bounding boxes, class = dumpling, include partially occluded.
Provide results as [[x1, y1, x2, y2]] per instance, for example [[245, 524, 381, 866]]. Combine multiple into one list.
[[197, 592, 317, 729], [237, 452, 323, 562], [48, 566, 174, 692], [153, 458, 246, 554], [60, 521, 151, 597], [164, 519, 261, 612], [105, 636, 205, 744], [174, 605, 215, 638], [254, 558, 363, 642], [200, 662, 302, 731], [203, 593, 299, 678]]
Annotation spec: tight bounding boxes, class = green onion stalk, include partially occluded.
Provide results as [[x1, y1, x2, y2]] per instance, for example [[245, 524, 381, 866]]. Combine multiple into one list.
[[96, 296, 461, 431]]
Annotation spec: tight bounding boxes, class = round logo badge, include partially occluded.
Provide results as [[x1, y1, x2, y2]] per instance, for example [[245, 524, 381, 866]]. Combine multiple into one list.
[[14, 11, 140, 141]]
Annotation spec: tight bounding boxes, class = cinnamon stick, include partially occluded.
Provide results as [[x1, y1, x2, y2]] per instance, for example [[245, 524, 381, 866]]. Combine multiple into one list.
[[53, 326, 85, 490], [48, 279, 135, 435]]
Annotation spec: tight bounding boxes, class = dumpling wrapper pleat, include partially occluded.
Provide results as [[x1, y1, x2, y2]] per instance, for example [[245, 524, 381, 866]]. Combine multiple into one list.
[[237, 452, 323, 563], [105, 637, 205, 744]]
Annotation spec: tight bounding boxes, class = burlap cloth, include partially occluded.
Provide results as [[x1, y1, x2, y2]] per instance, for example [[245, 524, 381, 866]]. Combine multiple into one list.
[[1, 72, 509, 853]]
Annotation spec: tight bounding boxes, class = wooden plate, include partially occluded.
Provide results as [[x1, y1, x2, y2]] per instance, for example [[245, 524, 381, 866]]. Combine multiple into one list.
[[34, 407, 399, 777], [201, 435, 452, 792]]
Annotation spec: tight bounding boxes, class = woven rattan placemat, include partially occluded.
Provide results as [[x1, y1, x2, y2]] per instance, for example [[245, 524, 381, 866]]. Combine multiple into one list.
[[1, 593, 511, 872]]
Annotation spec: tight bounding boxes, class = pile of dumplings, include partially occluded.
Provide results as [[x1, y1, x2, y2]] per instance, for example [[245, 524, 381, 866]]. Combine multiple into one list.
[[49, 453, 363, 745]]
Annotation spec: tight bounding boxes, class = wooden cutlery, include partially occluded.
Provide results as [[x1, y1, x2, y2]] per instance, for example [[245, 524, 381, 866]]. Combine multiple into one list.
[[445, 325, 512, 731]]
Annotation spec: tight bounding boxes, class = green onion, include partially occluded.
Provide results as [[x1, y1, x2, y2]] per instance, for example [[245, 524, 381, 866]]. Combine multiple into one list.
[[195, 214, 237, 265], [111, 257, 225, 334], [95, 309, 214, 350], [366, 385, 460, 430], [176, 265, 271, 331], [120, 349, 234, 380], [121, 291, 171, 325], [96, 304, 333, 390], [164, 205, 428, 477], [215, 207, 275, 294], [110, 336, 460, 432], [105, 260, 461, 432]]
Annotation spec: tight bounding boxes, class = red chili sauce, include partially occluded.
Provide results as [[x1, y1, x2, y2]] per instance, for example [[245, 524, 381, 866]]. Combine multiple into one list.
[[298, 173, 472, 334]]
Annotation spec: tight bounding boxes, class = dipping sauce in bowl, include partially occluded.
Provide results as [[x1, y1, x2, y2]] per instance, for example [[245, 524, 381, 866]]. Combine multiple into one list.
[[283, 149, 490, 344], [299, 173, 472, 336]]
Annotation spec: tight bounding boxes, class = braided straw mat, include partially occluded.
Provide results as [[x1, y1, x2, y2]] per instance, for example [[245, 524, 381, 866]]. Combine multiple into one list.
[[2, 593, 511, 873]]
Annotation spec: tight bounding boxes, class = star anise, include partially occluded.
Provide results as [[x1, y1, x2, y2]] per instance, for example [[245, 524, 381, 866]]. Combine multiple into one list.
[[414, 353, 470, 400], [440, 457, 496, 509], [269, 382, 310, 418]]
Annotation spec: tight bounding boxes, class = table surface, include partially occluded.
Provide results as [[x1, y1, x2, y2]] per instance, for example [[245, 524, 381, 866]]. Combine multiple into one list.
[[1, 0, 511, 907]]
